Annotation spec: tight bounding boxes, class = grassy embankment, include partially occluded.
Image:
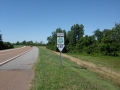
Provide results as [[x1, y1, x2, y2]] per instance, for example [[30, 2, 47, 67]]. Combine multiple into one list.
[[30, 47, 120, 90]]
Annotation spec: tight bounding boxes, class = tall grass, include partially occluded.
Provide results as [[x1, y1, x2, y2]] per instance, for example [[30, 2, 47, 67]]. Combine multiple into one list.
[[67, 53, 120, 73], [30, 47, 119, 90]]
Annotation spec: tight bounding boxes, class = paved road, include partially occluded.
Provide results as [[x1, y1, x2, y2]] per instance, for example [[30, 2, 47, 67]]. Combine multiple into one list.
[[0, 46, 38, 90], [0, 46, 32, 64]]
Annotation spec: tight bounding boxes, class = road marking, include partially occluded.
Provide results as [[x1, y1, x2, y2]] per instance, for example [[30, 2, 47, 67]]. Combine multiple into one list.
[[0, 46, 26, 53], [0, 47, 29, 57], [0, 48, 33, 66]]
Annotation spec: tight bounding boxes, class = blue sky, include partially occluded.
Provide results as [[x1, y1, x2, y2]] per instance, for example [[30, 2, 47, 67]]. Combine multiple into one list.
[[0, 0, 120, 43]]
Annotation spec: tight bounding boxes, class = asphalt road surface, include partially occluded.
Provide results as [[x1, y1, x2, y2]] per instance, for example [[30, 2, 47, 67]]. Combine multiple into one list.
[[0, 46, 38, 90], [0, 46, 32, 65]]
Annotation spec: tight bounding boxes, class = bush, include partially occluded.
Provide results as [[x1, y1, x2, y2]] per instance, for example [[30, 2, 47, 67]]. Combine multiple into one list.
[[3, 42, 14, 49]]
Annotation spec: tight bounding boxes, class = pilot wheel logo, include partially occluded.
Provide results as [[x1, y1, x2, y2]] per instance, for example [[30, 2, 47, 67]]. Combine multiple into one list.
[[57, 37, 63, 44]]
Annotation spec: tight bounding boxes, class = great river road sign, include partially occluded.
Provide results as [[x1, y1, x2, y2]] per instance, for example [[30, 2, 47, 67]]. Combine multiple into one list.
[[57, 33, 65, 51], [57, 33, 65, 66], [57, 44, 65, 52]]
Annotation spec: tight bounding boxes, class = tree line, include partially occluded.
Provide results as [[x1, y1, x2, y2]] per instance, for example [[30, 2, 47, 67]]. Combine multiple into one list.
[[0, 31, 45, 50], [0, 32, 14, 50], [14, 40, 46, 46], [46, 23, 120, 56]]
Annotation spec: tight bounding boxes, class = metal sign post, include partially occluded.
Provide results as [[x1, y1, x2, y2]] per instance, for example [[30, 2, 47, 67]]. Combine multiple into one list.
[[57, 33, 65, 66], [60, 51, 62, 66]]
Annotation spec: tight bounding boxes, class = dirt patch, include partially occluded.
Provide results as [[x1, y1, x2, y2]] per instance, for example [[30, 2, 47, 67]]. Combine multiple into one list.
[[0, 69, 33, 90], [53, 51, 120, 87]]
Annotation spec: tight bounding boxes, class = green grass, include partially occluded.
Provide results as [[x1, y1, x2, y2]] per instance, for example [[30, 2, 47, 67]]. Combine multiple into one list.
[[30, 47, 120, 90], [13, 45, 24, 48], [67, 53, 120, 73]]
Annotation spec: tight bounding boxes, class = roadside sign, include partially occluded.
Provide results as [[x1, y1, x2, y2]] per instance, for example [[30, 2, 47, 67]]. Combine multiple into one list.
[[57, 33, 64, 36], [57, 37, 64, 44], [57, 33, 65, 66], [57, 44, 65, 51]]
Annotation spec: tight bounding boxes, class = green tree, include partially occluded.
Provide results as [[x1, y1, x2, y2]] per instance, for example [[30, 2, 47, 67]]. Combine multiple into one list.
[[26, 40, 34, 46], [4, 42, 14, 49], [76, 35, 96, 54], [93, 29, 103, 42], [0, 32, 4, 50], [67, 24, 84, 52], [99, 27, 120, 56], [70, 24, 84, 45], [40, 41, 43, 46], [16, 41, 20, 45], [22, 40, 26, 45], [46, 23, 120, 56]]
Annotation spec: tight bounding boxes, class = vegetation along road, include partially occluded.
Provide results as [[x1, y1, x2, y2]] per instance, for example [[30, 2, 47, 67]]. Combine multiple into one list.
[[30, 47, 120, 90]]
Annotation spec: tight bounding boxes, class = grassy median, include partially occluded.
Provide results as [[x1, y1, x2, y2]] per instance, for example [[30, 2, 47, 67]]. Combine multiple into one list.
[[30, 47, 120, 90]]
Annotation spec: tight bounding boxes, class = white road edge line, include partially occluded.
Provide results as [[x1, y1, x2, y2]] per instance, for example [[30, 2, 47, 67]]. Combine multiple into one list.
[[0, 48, 33, 66]]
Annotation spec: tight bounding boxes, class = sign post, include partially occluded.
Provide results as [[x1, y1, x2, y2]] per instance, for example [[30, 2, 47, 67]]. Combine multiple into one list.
[[57, 33, 65, 66]]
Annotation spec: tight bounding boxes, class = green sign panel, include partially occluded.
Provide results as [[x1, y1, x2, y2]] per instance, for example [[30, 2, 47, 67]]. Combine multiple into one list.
[[57, 37, 64, 44]]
